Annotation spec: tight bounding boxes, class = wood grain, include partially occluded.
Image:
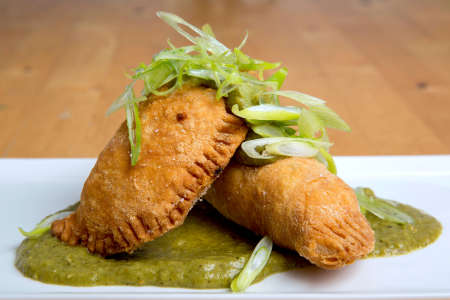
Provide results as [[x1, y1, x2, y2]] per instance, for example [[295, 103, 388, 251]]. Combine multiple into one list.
[[1, 0, 449, 157]]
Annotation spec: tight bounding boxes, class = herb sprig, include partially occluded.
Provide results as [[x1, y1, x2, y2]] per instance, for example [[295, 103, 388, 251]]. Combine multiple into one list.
[[107, 12, 350, 172]]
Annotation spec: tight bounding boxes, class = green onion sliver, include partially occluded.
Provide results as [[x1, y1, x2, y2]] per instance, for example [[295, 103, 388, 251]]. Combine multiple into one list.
[[251, 124, 285, 137], [126, 103, 142, 166], [241, 137, 331, 160], [19, 210, 74, 239], [104, 12, 351, 168], [298, 108, 324, 139], [232, 104, 301, 121], [354, 187, 414, 224], [156, 12, 229, 55], [318, 148, 337, 175], [310, 105, 351, 132], [266, 67, 288, 90], [18, 211, 72, 239], [231, 236, 273, 292], [264, 90, 326, 107], [106, 81, 146, 116], [265, 141, 318, 157], [19, 202, 79, 239], [241, 138, 278, 160]]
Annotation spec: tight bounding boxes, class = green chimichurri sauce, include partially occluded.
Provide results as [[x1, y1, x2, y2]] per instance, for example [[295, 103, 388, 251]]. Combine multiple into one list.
[[365, 199, 442, 257], [15, 193, 442, 288], [15, 202, 308, 288]]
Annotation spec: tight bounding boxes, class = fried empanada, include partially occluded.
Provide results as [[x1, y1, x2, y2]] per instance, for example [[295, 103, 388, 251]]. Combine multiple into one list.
[[204, 157, 375, 269], [52, 85, 247, 256]]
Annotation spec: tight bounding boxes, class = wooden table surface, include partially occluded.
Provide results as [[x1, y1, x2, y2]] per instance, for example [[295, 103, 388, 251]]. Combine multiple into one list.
[[1, 0, 449, 158]]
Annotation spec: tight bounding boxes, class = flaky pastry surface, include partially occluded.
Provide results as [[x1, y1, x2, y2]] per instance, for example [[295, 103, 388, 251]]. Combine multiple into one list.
[[205, 157, 375, 269], [52, 85, 247, 255]]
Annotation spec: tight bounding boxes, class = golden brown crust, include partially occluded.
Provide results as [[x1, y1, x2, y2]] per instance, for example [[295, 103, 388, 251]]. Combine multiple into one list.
[[52, 85, 247, 256], [204, 157, 375, 269]]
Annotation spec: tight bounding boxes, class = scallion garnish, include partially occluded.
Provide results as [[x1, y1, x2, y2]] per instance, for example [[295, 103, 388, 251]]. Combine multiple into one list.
[[317, 147, 337, 175], [126, 102, 142, 166], [355, 187, 414, 224], [106, 11, 350, 171], [251, 124, 285, 137], [241, 137, 331, 161], [232, 104, 301, 121], [265, 140, 319, 157], [231, 236, 273, 292], [18, 202, 79, 239]]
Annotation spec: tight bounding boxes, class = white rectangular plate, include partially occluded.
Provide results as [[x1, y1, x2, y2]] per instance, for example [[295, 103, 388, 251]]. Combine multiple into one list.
[[1, 156, 450, 300]]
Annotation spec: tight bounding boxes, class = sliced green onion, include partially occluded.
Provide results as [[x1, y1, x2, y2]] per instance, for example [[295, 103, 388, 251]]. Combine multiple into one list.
[[232, 104, 301, 121], [151, 79, 178, 96], [237, 31, 249, 50], [273, 120, 298, 126], [266, 67, 288, 90], [234, 48, 280, 72], [186, 68, 223, 82], [245, 119, 266, 125], [257, 93, 278, 105], [282, 126, 297, 136], [264, 90, 326, 107], [240, 72, 278, 89], [317, 148, 337, 174], [105, 12, 350, 171], [251, 124, 285, 137], [266, 141, 318, 157], [140, 63, 177, 96], [201, 23, 215, 37], [106, 81, 146, 115], [19, 202, 79, 239], [157, 11, 229, 55], [231, 236, 273, 292], [241, 137, 330, 160], [126, 103, 142, 166], [217, 71, 243, 99], [241, 138, 277, 160], [298, 108, 325, 139], [310, 105, 351, 132], [355, 187, 414, 224], [18, 226, 52, 239], [236, 148, 280, 166], [228, 83, 261, 109], [153, 51, 192, 62]]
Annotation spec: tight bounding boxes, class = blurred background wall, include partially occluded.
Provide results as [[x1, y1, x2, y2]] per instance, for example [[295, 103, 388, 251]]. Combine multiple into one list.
[[1, 0, 449, 157]]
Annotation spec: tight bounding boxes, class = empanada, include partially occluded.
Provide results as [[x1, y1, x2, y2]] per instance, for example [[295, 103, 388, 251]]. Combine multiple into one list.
[[52, 85, 247, 256], [205, 157, 375, 269]]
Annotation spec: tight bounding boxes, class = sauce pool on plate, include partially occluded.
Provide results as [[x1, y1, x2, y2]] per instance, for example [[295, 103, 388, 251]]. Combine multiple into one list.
[[15, 194, 441, 288]]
